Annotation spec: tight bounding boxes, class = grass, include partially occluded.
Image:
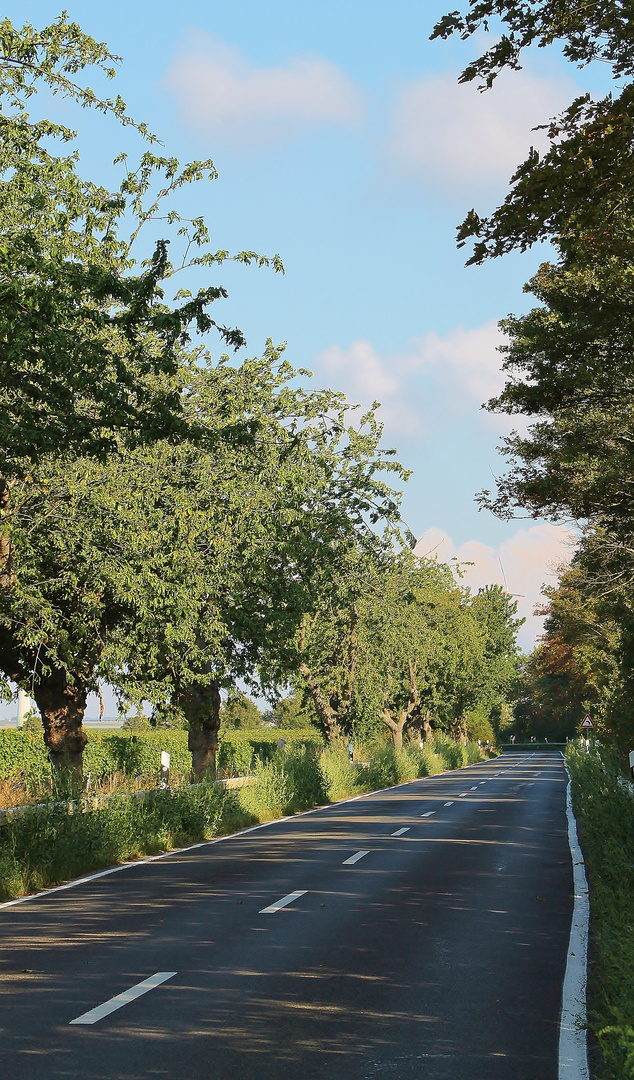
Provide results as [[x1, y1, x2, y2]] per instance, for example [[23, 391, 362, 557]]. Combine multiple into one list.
[[0, 738, 488, 902], [566, 745, 634, 1079]]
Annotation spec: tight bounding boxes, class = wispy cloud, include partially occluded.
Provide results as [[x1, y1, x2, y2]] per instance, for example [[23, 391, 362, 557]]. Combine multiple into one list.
[[314, 321, 506, 438], [384, 67, 576, 198], [164, 33, 365, 147], [414, 522, 576, 649]]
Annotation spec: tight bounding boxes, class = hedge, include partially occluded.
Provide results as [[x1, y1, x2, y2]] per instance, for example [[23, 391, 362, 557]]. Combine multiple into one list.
[[0, 727, 324, 787]]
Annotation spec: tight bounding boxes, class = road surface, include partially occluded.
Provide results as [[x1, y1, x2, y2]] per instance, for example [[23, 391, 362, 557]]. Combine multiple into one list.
[[0, 751, 573, 1079]]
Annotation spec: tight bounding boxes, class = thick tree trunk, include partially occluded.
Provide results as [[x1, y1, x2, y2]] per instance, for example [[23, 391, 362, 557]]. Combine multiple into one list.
[[381, 658, 420, 751], [182, 680, 221, 782], [449, 717, 468, 745], [31, 669, 88, 790], [381, 711, 406, 751]]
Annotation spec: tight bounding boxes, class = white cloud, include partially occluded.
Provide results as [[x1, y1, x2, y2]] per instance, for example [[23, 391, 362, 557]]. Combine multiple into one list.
[[164, 34, 365, 146], [385, 67, 577, 197], [414, 522, 576, 649], [314, 321, 506, 437]]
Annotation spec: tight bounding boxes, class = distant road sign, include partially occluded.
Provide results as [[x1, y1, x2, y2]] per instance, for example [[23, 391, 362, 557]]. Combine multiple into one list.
[[580, 715, 594, 728]]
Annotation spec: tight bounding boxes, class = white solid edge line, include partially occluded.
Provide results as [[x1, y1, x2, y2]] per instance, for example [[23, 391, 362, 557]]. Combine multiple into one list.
[[391, 827, 409, 836], [69, 971, 176, 1026], [558, 758, 590, 1079], [0, 758, 503, 913], [259, 889, 307, 914], [342, 850, 370, 865]]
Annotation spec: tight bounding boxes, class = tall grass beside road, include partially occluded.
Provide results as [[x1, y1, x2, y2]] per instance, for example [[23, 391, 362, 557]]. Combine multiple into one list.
[[0, 739, 489, 902], [566, 746, 634, 1079]]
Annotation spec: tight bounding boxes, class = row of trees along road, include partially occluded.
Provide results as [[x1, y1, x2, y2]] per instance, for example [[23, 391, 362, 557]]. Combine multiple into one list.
[[0, 15, 523, 788], [433, 2, 634, 751]]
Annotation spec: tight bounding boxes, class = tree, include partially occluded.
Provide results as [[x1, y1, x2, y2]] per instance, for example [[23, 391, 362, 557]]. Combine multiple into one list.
[[295, 557, 523, 751], [0, 15, 282, 779], [513, 553, 619, 741], [432, 2, 634, 266], [269, 694, 319, 731], [476, 260, 634, 536], [221, 694, 264, 731], [355, 558, 476, 750], [1, 342, 407, 783]]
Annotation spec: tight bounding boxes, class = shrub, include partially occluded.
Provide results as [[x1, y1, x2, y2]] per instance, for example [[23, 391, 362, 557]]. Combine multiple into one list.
[[283, 745, 328, 812], [419, 745, 445, 776], [0, 782, 243, 901], [237, 758, 292, 821], [319, 748, 360, 801], [566, 746, 634, 1080], [432, 732, 468, 770]]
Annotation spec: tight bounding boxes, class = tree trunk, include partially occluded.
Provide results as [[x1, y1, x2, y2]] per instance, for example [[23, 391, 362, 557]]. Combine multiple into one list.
[[422, 710, 432, 742], [299, 662, 342, 742], [31, 669, 88, 791], [182, 680, 221, 782], [380, 711, 407, 751], [0, 476, 13, 588]]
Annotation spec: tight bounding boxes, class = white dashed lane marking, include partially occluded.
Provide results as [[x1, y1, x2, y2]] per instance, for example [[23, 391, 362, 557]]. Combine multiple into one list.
[[342, 851, 370, 865], [444, 801, 454, 807], [391, 828, 409, 836], [421, 811, 436, 818], [259, 890, 308, 913], [69, 972, 177, 1026]]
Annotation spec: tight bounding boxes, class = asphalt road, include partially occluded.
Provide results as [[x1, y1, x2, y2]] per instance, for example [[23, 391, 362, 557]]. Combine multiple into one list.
[[0, 751, 573, 1080]]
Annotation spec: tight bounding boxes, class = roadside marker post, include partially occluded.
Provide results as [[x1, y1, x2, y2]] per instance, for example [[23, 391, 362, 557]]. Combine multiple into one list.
[[160, 751, 170, 790]]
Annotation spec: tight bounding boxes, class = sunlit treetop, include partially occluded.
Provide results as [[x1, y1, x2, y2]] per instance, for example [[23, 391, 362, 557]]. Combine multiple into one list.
[[432, 1, 634, 88]]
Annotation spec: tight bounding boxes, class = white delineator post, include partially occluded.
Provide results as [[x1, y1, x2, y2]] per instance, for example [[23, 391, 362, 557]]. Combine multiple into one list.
[[16, 689, 31, 728], [160, 751, 170, 789]]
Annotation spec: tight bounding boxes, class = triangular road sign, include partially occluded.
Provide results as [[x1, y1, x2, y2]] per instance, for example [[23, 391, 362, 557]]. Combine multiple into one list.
[[580, 715, 594, 728]]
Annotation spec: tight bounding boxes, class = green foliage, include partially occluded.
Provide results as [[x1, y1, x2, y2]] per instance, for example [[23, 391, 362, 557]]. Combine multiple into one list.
[[221, 694, 264, 731], [566, 746, 634, 1079], [0, 728, 324, 789], [270, 693, 320, 731], [297, 554, 521, 750], [364, 745, 418, 788], [318, 747, 361, 801], [0, 782, 238, 901], [237, 758, 291, 821], [433, 4, 634, 266], [465, 705, 495, 745], [0, 731, 484, 899], [432, 732, 468, 770]]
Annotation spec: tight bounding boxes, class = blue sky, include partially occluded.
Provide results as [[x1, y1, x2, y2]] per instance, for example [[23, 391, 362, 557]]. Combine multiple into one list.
[[7, 1, 616, 692]]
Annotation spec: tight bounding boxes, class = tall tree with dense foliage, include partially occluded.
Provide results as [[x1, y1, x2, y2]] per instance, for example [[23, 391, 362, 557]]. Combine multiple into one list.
[[0, 14, 282, 777], [296, 556, 522, 750], [2, 346, 407, 781], [432, 1, 634, 266]]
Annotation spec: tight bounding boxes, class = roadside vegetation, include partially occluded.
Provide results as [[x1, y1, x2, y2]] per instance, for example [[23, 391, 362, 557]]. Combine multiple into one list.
[[566, 747, 634, 1080], [0, 735, 490, 902]]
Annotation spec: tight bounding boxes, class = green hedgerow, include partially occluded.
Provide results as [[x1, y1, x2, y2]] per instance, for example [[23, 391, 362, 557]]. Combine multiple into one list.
[[566, 746, 634, 1080]]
